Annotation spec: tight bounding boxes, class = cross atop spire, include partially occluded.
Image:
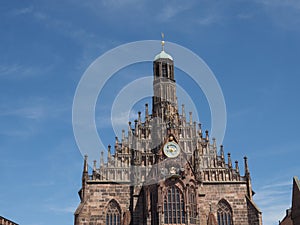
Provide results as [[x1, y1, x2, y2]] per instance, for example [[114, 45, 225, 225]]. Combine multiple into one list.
[[161, 32, 165, 51], [154, 33, 173, 61]]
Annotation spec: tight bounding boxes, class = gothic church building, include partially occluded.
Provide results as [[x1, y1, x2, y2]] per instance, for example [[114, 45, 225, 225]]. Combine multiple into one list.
[[74, 43, 263, 225]]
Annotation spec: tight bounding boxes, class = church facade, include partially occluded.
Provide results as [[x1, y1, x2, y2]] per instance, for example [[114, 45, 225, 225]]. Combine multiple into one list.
[[74, 43, 263, 225]]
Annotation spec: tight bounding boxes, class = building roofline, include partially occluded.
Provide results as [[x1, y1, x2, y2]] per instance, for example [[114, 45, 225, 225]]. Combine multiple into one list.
[[245, 195, 262, 214], [294, 176, 300, 190], [0, 216, 19, 225]]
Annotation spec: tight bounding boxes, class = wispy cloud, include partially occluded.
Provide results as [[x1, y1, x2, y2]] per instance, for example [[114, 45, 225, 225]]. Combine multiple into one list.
[[247, 141, 299, 159], [255, 0, 300, 29], [100, 0, 141, 8], [159, 4, 192, 22], [31, 11, 96, 46], [0, 98, 67, 121], [259, 0, 300, 9], [47, 205, 76, 213], [31, 181, 55, 187], [7, 5, 98, 50], [10, 6, 34, 16], [0, 98, 68, 138], [260, 181, 292, 190], [237, 12, 254, 20], [0, 63, 49, 79], [0, 105, 46, 120], [196, 15, 219, 25]]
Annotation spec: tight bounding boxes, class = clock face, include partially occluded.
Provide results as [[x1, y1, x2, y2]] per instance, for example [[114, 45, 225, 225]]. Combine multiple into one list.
[[163, 142, 180, 158]]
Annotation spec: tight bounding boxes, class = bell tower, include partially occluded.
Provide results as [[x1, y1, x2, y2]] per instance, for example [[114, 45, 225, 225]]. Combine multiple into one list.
[[152, 35, 178, 122]]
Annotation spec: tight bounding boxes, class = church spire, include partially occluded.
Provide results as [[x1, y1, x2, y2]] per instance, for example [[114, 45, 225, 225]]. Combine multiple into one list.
[[152, 35, 177, 120], [81, 155, 89, 202], [83, 155, 88, 175]]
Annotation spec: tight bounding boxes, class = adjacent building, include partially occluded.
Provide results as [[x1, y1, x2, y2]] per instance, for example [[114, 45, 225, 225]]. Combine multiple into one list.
[[0, 216, 18, 225], [279, 176, 300, 225]]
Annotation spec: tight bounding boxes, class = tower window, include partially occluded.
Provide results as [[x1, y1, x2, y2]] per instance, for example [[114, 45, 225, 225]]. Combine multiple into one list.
[[217, 199, 233, 225], [156, 64, 159, 77], [164, 186, 185, 224], [162, 63, 167, 77], [106, 200, 121, 225], [169, 65, 173, 79]]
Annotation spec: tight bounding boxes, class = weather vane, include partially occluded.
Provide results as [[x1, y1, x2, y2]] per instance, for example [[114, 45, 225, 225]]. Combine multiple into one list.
[[161, 32, 165, 51]]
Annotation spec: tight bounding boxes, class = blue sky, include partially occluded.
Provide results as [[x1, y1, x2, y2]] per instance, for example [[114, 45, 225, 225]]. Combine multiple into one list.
[[1, 1, 300, 225]]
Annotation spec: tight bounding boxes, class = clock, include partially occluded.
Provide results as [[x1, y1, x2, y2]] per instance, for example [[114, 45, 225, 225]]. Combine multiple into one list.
[[163, 141, 180, 158]]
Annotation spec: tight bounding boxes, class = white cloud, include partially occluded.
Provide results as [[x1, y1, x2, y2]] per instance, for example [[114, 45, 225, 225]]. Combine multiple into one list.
[[31, 11, 95, 45], [0, 123, 37, 138], [259, 0, 300, 9], [0, 64, 21, 76], [237, 12, 254, 20], [254, 0, 300, 29], [197, 14, 219, 25], [42, 202, 77, 214], [31, 181, 55, 187], [261, 181, 292, 190], [159, 4, 191, 21], [8, 5, 98, 50], [0, 99, 67, 121], [48, 205, 76, 213], [0, 62, 57, 80], [10, 6, 34, 16], [0, 98, 69, 138], [100, 0, 140, 8], [161, 6, 179, 21], [0, 106, 46, 120]]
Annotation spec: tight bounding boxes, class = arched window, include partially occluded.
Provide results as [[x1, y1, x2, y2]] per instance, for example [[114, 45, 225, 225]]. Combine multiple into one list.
[[164, 186, 185, 224], [155, 64, 160, 77], [151, 192, 158, 225], [162, 63, 168, 77], [189, 188, 197, 224], [217, 199, 233, 225], [106, 200, 121, 225]]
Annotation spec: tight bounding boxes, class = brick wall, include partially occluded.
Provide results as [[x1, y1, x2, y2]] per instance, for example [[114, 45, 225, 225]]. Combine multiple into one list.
[[199, 182, 250, 225]]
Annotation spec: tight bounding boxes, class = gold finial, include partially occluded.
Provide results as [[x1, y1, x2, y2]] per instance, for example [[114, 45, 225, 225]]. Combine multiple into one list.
[[161, 32, 165, 51]]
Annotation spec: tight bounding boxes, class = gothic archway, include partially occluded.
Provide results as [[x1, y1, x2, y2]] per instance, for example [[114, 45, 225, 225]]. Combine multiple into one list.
[[106, 199, 121, 225], [217, 199, 233, 225], [164, 185, 186, 224], [189, 187, 197, 224]]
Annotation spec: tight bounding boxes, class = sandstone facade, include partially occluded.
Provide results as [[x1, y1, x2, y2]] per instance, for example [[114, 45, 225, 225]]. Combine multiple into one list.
[[74, 43, 262, 225]]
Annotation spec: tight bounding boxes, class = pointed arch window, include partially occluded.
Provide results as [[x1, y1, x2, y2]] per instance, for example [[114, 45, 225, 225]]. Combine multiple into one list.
[[189, 188, 197, 224], [155, 63, 160, 77], [217, 199, 233, 225], [164, 186, 185, 224], [106, 200, 121, 225], [151, 192, 158, 225], [162, 63, 168, 77]]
